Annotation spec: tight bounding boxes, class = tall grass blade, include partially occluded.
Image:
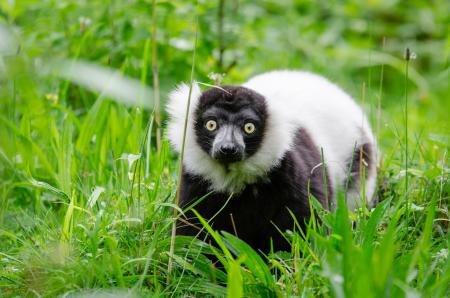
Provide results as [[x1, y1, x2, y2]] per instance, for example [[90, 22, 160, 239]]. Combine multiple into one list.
[[404, 48, 411, 214], [167, 22, 199, 277], [226, 258, 244, 298], [152, 0, 162, 153]]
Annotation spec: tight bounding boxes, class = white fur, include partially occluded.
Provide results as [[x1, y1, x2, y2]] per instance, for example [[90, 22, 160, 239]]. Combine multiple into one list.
[[166, 70, 377, 208]]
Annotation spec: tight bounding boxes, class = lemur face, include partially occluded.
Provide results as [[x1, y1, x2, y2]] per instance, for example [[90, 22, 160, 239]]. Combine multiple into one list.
[[194, 86, 267, 164]]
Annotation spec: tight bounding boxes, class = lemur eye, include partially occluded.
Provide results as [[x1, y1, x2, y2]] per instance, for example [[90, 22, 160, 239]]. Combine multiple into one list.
[[244, 123, 256, 134], [205, 120, 217, 131]]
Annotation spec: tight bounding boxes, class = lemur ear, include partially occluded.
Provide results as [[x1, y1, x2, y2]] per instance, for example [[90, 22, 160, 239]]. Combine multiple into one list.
[[166, 82, 201, 152]]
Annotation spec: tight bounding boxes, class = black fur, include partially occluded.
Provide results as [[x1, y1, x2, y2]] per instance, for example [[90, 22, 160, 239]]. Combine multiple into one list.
[[177, 126, 331, 253], [345, 142, 374, 191]]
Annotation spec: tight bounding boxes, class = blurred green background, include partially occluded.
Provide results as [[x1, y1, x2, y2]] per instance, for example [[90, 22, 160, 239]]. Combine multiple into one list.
[[1, 0, 449, 145], [0, 0, 449, 297]]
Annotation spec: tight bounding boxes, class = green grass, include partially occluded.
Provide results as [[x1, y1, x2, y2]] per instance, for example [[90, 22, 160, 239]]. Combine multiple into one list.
[[0, 0, 449, 297]]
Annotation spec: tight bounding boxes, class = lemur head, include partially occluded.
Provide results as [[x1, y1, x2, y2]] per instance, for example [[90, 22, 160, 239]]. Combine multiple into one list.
[[166, 82, 294, 193], [194, 86, 267, 165]]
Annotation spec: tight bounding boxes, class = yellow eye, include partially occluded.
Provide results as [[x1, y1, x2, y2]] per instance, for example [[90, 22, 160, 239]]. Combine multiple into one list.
[[205, 120, 217, 131], [244, 123, 256, 134]]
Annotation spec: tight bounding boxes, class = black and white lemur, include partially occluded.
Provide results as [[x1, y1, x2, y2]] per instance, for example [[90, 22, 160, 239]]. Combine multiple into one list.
[[167, 70, 377, 253]]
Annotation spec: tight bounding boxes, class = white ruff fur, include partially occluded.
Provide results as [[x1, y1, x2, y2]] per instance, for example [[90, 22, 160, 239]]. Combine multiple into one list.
[[166, 70, 377, 207]]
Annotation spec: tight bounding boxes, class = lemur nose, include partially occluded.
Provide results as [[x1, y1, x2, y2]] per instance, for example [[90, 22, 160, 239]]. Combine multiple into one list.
[[219, 144, 238, 155]]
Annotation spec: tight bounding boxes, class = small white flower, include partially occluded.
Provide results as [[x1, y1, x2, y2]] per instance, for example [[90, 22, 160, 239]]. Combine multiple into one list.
[[208, 73, 225, 84], [78, 16, 92, 32]]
